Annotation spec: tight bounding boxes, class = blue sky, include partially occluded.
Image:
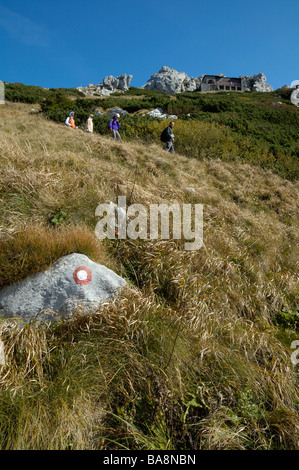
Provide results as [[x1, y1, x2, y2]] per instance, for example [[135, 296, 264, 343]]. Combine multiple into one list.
[[0, 0, 298, 90]]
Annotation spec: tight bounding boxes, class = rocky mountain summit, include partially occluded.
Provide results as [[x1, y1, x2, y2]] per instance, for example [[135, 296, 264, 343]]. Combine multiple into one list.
[[141, 66, 201, 94], [78, 66, 273, 96], [141, 66, 273, 94]]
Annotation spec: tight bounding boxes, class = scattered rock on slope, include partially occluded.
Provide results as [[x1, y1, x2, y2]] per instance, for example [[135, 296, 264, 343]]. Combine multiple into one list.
[[0, 253, 126, 322], [108, 107, 129, 116], [144, 107, 178, 119]]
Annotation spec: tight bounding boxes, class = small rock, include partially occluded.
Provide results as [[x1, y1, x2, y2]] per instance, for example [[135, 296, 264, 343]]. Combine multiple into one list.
[[184, 187, 197, 195], [147, 108, 167, 119], [108, 107, 129, 116], [100, 88, 113, 96]]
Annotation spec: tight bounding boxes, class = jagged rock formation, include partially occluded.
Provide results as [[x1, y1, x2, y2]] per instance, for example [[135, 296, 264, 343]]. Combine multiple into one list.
[[141, 66, 273, 94], [0, 253, 126, 322], [291, 86, 299, 107], [240, 73, 273, 92], [78, 66, 273, 97], [77, 73, 133, 96], [103, 74, 133, 92], [141, 66, 201, 94]]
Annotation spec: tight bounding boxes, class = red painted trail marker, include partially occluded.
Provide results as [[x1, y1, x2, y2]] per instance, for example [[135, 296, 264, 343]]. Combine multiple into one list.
[[73, 266, 92, 285]]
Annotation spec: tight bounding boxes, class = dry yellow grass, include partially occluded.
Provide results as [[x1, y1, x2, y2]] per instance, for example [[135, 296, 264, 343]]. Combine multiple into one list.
[[0, 102, 298, 450]]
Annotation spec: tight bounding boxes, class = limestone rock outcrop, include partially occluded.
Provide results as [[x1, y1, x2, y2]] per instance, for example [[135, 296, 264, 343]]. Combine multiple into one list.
[[240, 73, 273, 92], [77, 73, 133, 96], [102, 73, 133, 92], [291, 86, 299, 107], [141, 66, 201, 94], [141, 66, 273, 94], [78, 66, 273, 97]]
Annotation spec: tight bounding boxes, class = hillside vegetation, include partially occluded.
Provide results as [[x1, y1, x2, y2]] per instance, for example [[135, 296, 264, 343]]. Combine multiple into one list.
[[5, 82, 299, 180], [0, 96, 298, 450]]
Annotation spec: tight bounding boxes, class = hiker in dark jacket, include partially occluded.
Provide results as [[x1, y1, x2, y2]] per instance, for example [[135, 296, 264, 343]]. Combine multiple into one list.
[[164, 121, 175, 153]]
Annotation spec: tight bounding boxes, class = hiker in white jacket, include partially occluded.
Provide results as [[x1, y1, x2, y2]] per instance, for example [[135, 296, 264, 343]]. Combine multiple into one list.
[[85, 114, 94, 133], [64, 111, 76, 128]]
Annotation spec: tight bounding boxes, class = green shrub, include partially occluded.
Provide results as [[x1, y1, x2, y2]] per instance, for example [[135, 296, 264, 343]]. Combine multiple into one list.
[[5, 83, 50, 104], [5, 83, 84, 105], [37, 86, 299, 180], [274, 308, 299, 330]]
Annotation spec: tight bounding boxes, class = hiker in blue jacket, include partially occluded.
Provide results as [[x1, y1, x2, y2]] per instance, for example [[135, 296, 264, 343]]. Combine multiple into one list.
[[109, 113, 121, 141]]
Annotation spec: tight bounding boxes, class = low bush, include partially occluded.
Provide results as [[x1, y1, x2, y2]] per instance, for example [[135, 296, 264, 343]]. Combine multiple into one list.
[[5, 83, 50, 104], [5, 83, 83, 105]]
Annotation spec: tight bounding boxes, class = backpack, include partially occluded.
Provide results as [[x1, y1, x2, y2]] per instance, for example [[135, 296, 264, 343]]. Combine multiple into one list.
[[160, 127, 168, 143]]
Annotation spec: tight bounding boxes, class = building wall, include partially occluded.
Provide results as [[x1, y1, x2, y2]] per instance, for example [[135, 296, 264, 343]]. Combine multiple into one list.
[[200, 75, 244, 91]]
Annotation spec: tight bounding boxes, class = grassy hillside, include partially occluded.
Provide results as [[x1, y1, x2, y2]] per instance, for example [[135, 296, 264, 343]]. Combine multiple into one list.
[[5, 82, 299, 180], [0, 101, 298, 450]]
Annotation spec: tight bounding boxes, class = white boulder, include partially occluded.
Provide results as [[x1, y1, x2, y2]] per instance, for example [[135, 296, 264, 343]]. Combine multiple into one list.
[[0, 254, 126, 322]]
